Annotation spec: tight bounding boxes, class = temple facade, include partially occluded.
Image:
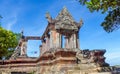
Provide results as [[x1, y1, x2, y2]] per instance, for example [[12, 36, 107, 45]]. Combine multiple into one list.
[[0, 7, 113, 74]]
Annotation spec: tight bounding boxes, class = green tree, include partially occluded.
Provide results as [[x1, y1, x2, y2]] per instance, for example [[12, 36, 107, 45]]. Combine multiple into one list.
[[0, 27, 19, 59], [78, 0, 120, 33], [5, 33, 21, 59], [0, 17, 20, 59]]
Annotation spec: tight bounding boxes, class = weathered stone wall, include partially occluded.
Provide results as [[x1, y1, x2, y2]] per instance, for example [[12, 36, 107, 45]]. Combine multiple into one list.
[[35, 48, 112, 74], [36, 64, 112, 74], [0, 66, 37, 74]]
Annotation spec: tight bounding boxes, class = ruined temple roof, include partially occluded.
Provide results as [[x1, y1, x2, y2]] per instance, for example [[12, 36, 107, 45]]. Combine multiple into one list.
[[55, 7, 78, 30], [56, 7, 74, 23], [41, 7, 83, 39]]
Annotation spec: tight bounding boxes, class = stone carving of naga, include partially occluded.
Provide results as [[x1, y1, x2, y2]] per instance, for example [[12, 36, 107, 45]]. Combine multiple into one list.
[[76, 49, 109, 67]]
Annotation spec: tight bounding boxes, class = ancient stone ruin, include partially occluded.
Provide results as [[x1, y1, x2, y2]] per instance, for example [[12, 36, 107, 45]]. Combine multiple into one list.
[[0, 7, 113, 74]]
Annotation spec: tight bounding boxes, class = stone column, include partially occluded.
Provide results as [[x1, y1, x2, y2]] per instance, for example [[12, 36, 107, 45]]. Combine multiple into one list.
[[20, 39, 27, 56], [45, 34, 50, 51], [50, 30, 61, 49], [59, 33, 62, 48], [39, 45, 42, 55], [65, 36, 69, 48], [41, 40, 46, 54], [50, 30, 54, 48], [73, 33, 77, 48], [56, 32, 62, 48], [76, 32, 80, 49], [69, 33, 77, 49], [69, 34, 73, 48]]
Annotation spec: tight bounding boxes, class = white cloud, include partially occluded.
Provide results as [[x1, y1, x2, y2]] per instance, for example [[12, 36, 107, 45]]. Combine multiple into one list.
[[106, 52, 120, 60], [105, 51, 120, 65], [0, 0, 24, 30], [6, 15, 17, 30]]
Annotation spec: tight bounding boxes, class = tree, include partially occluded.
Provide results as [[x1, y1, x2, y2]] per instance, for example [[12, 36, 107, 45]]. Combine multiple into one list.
[[0, 17, 20, 59], [78, 0, 120, 33], [4, 33, 21, 59]]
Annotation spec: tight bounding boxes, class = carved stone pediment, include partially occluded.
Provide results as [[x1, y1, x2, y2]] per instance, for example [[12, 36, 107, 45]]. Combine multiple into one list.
[[55, 7, 78, 31]]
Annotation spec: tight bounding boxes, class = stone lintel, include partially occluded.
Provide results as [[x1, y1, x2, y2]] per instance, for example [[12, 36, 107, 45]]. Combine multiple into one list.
[[26, 36, 41, 40]]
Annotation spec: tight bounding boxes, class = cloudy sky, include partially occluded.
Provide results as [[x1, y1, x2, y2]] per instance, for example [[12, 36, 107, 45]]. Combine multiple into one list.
[[0, 0, 120, 66]]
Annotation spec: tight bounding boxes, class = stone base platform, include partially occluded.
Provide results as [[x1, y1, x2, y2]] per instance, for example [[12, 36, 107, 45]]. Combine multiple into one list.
[[0, 49, 113, 74], [36, 49, 112, 74]]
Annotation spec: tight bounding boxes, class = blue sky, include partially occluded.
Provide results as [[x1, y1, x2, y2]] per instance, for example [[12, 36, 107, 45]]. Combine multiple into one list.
[[0, 0, 120, 66]]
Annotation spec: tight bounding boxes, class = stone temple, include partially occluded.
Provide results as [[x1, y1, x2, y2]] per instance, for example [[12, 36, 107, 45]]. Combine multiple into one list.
[[0, 7, 113, 74]]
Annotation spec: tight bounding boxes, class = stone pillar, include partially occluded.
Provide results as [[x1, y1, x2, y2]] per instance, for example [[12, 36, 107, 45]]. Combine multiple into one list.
[[69, 34, 73, 48], [42, 40, 46, 54], [20, 39, 27, 56], [50, 30, 54, 48], [65, 36, 69, 48], [76, 32, 80, 49], [56, 32, 62, 48], [73, 33, 77, 48], [39, 45, 42, 55], [69, 33, 77, 49], [50, 30, 61, 49], [45, 34, 50, 51], [59, 33, 62, 48]]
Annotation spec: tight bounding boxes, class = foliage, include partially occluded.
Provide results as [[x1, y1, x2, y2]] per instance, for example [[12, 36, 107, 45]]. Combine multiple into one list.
[[0, 27, 19, 59], [5, 48, 15, 59], [78, 0, 120, 33], [0, 17, 20, 59]]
